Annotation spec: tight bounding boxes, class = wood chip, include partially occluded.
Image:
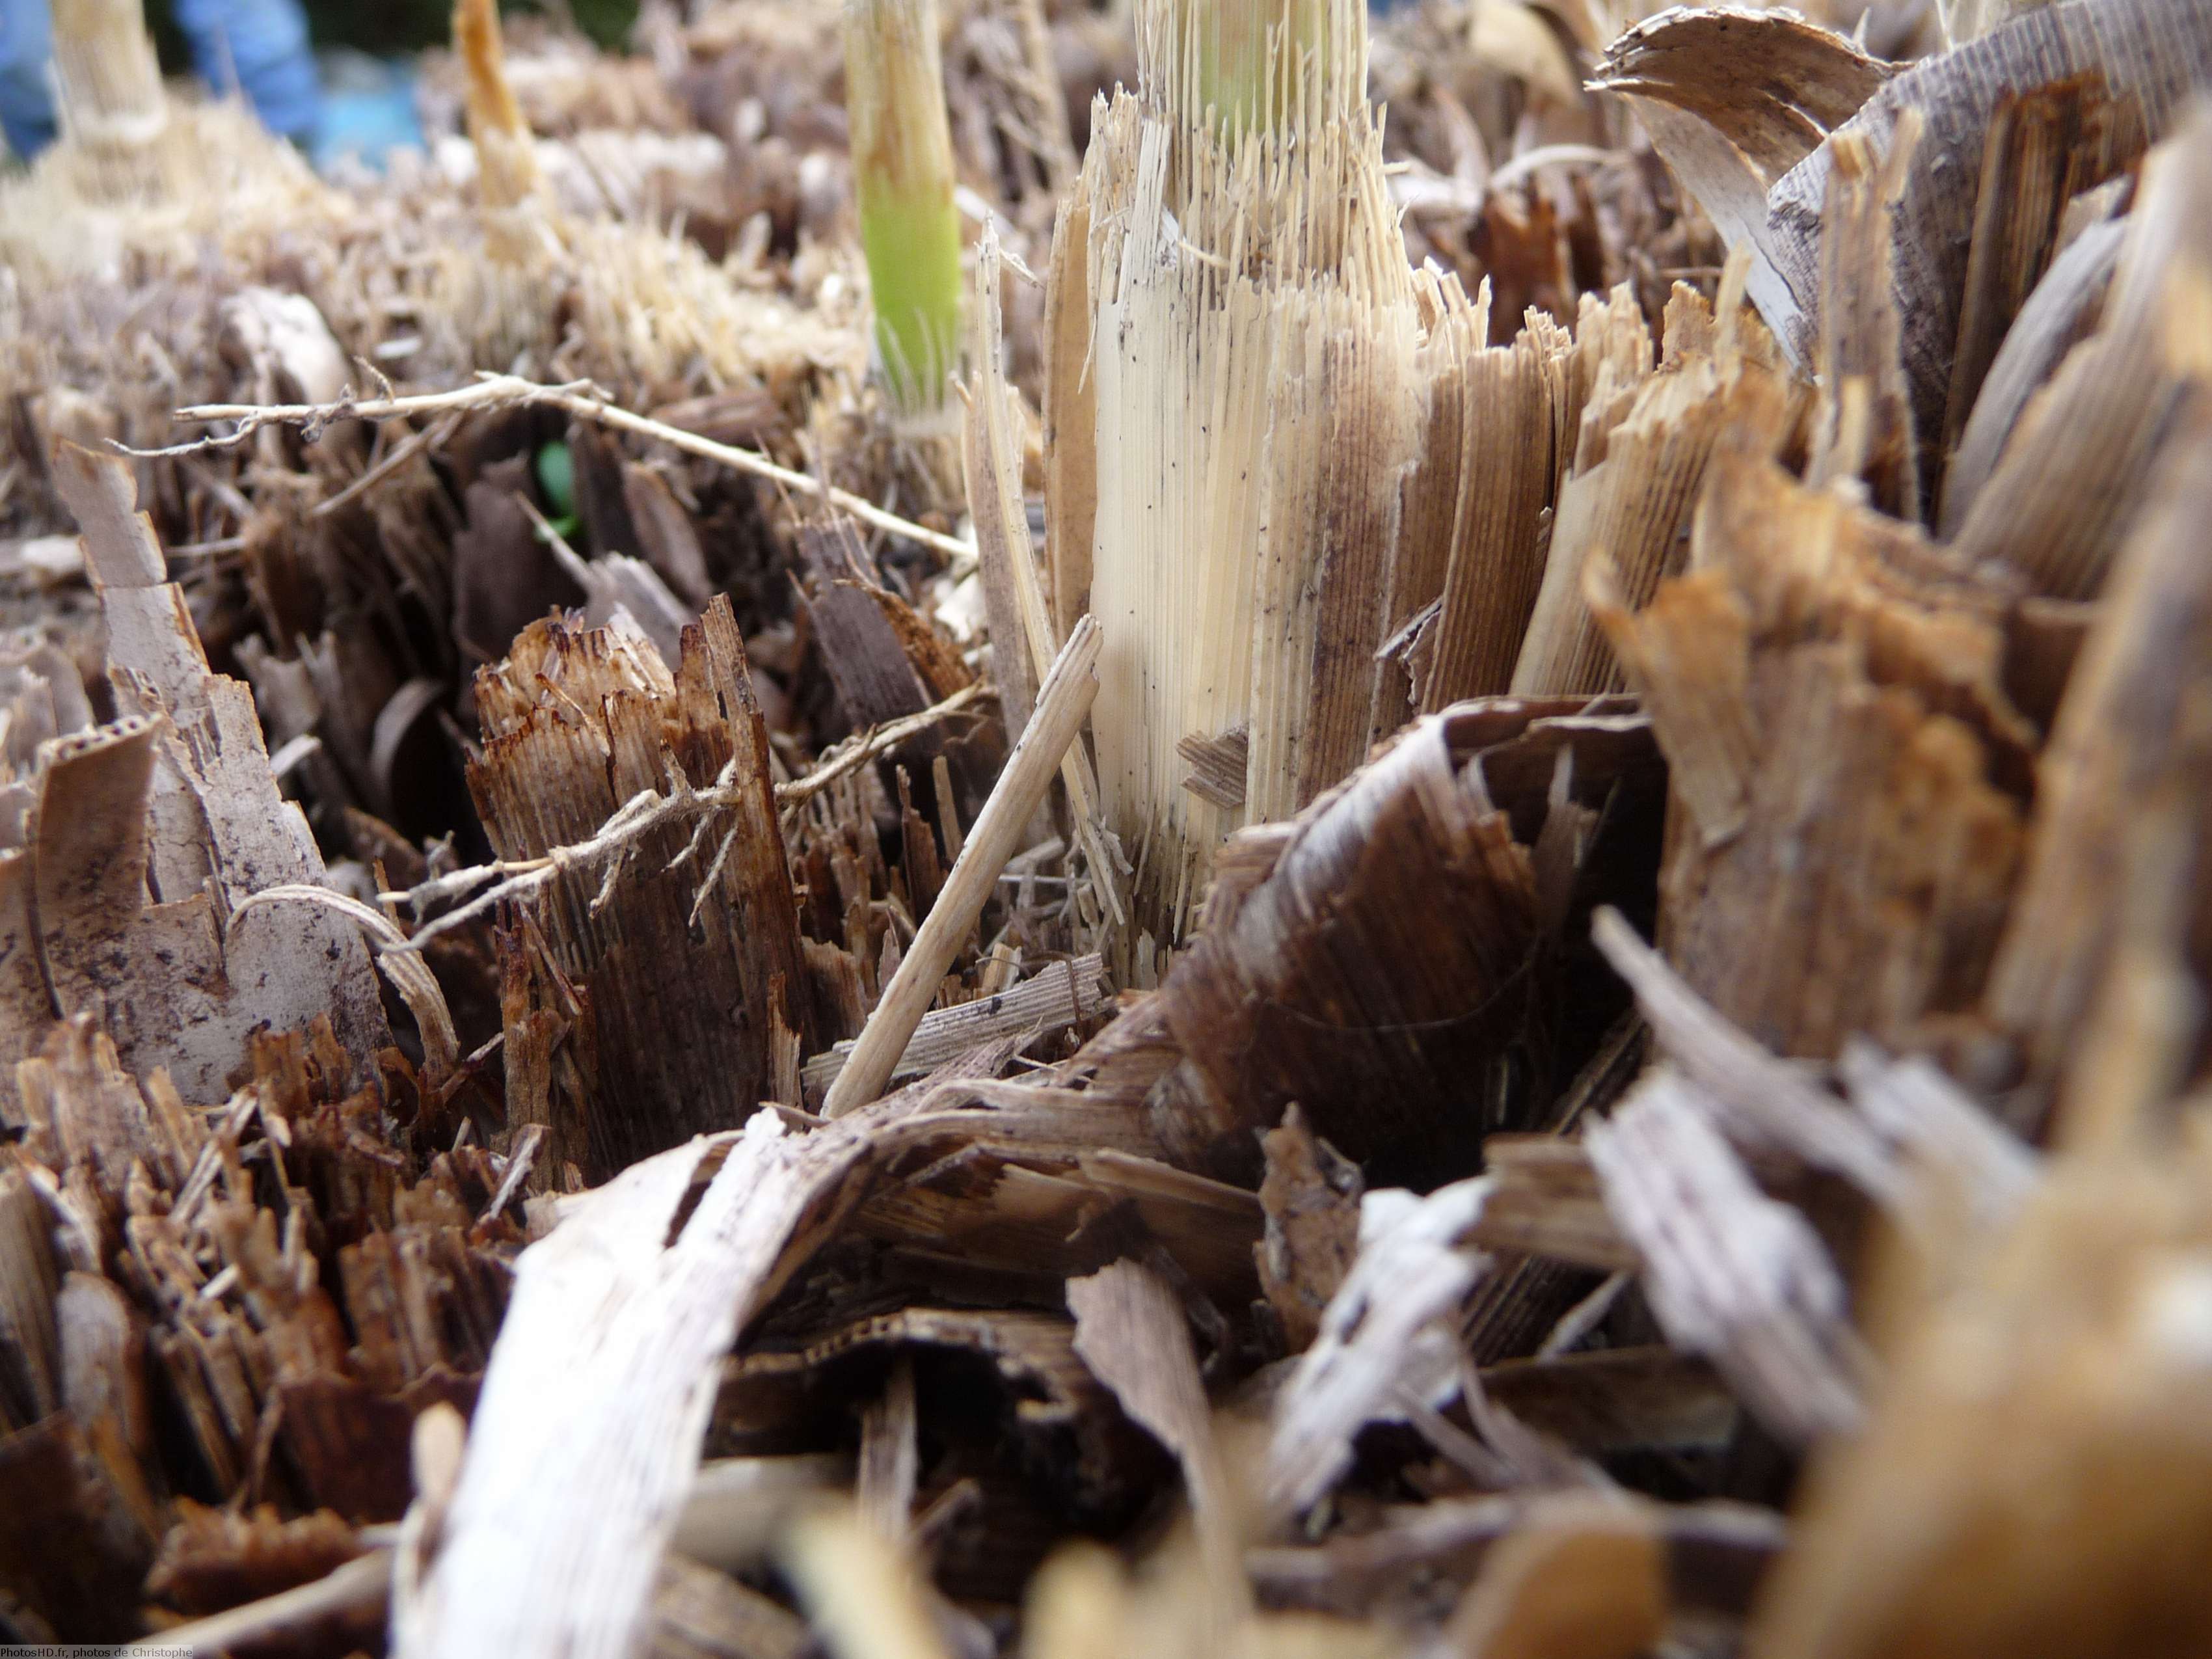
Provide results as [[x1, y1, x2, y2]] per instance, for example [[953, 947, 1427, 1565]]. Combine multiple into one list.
[[1586, 1070, 1864, 1446]]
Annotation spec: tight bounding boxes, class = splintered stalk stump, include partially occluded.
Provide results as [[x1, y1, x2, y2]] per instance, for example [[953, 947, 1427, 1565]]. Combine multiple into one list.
[[48, 0, 167, 167], [1052, 0, 1425, 951], [844, 0, 964, 422]]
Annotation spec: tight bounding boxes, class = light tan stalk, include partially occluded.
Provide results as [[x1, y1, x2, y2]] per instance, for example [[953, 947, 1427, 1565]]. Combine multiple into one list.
[[453, 0, 544, 216], [823, 617, 1101, 1117], [1052, 0, 1425, 947], [50, 0, 165, 148]]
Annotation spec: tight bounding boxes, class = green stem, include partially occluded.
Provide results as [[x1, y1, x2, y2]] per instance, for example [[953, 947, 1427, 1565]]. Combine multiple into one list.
[[844, 0, 964, 420], [1176, 0, 1330, 142]]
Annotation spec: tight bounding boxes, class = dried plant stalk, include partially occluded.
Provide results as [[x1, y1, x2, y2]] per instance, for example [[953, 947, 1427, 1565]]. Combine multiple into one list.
[[1803, 118, 1922, 517], [1595, 450, 2031, 1059], [453, 0, 544, 215], [50, 0, 164, 142], [965, 226, 1125, 930], [961, 234, 1043, 740], [844, 0, 964, 419], [466, 601, 807, 1181], [1980, 396, 2212, 1139], [1405, 277, 1567, 712], [1060, 0, 1425, 944]]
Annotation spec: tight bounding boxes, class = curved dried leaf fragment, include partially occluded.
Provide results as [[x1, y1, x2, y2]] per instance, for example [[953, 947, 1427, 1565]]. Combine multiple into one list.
[[1590, 4, 1891, 280], [1593, 3, 1892, 187], [1760, 0, 2212, 435], [1146, 697, 1662, 1179], [32, 445, 389, 1101]]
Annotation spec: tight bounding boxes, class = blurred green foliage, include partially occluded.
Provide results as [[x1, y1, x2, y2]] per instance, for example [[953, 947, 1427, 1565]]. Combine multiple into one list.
[[146, 0, 643, 59]]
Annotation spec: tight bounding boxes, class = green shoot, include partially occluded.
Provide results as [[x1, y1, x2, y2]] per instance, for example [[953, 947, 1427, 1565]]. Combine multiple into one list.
[[1169, 0, 1332, 142], [843, 0, 964, 422], [534, 440, 580, 543]]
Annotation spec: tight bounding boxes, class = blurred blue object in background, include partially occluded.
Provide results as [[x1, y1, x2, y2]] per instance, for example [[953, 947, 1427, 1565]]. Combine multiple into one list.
[[0, 0, 323, 161], [0, 0, 60, 157], [175, 0, 320, 141], [312, 46, 420, 172]]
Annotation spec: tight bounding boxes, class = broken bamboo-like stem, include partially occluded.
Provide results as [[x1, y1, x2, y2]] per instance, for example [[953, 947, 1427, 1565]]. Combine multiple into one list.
[[453, 0, 543, 215], [1062, 0, 1423, 946], [823, 615, 1101, 1116], [376, 678, 990, 952]]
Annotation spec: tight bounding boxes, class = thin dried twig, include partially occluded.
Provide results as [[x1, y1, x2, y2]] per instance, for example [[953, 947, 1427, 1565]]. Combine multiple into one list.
[[375, 680, 990, 950], [783, 681, 992, 809], [230, 884, 460, 1073], [129, 1550, 392, 1653], [134, 372, 977, 563]]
